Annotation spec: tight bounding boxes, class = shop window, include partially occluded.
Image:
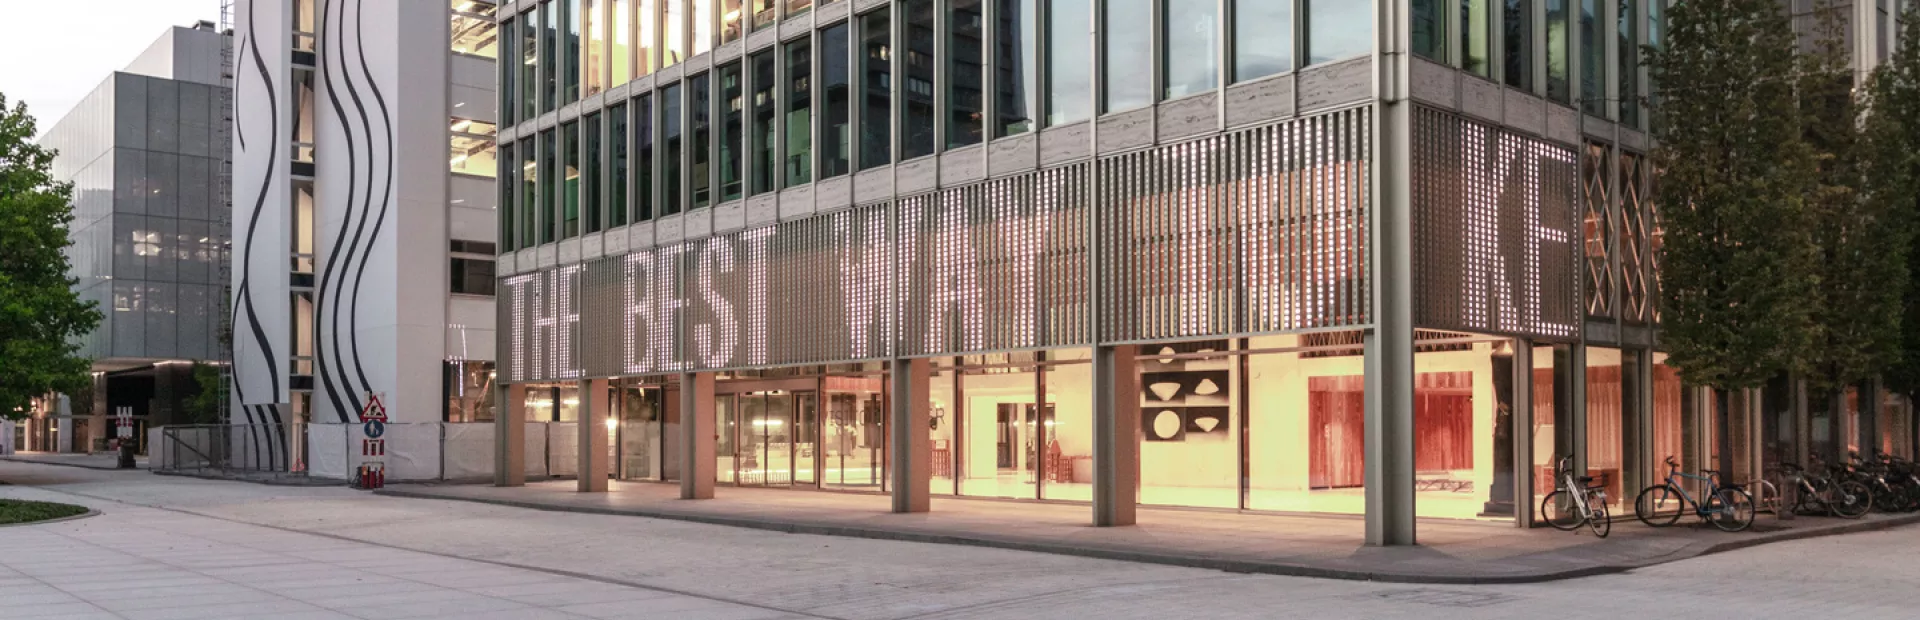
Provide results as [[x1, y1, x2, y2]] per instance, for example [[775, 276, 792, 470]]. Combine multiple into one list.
[[1585, 346, 1624, 509], [1138, 341, 1237, 509]]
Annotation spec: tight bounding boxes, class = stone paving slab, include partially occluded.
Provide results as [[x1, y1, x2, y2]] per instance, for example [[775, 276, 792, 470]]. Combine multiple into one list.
[[381, 480, 1920, 584]]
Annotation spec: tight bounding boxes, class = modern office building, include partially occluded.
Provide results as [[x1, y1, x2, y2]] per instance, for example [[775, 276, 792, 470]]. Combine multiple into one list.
[[230, 0, 501, 464], [30, 23, 232, 454], [483, 0, 1912, 544]]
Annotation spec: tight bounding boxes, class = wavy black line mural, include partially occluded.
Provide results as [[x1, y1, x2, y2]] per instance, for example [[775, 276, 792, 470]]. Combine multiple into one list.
[[314, 0, 393, 423], [233, 0, 290, 468]]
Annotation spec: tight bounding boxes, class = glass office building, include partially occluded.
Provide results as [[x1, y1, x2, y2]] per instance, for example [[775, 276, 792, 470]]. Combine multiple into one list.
[[491, 0, 1916, 541]]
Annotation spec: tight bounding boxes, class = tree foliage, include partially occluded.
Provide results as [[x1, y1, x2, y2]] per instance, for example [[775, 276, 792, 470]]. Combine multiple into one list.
[[1876, 5, 1920, 395], [0, 94, 101, 420], [1798, 1, 1911, 390], [181, 361, 227, 425], [1649, 0, 1819, 390]]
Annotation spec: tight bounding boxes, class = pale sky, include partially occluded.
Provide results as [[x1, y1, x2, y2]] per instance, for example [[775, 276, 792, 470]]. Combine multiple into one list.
[[0, 0, 220, 139]]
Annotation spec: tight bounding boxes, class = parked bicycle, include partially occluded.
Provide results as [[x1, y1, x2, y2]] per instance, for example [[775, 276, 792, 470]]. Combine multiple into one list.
[[1635, 456, 1755, 532], [1863, 454, 1920, 512], [1781, 457, 1872, 518], [1541, 455, 1610, 538]]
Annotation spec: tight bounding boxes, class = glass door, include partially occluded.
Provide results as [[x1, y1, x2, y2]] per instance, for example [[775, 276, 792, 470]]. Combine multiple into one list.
[[717, 393, 740, 484], [823, 390, 886, 490], [792, 392, 817, 487], [741, 393, 794, 486]]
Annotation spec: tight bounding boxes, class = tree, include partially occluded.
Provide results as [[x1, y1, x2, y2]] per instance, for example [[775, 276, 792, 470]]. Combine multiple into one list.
[[0, 94, 101, 420], [1876, 5, 1920, 396], [1798, 1, 1910, 392], [1648, 0, 1819, 390], [181, 361, 227, 425]]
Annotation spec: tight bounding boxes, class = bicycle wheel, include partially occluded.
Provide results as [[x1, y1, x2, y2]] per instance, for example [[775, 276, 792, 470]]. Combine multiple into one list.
[[1540, 490, 1583, 531], [1831, 480, 1873, 518], [1587, 500, 1611, 538], [1635, 484, 1685, 527], [1706, 488, 1755, 532]]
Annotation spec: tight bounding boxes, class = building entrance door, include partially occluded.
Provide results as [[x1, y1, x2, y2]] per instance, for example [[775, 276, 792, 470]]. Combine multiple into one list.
[[732, 391, 816, 486]]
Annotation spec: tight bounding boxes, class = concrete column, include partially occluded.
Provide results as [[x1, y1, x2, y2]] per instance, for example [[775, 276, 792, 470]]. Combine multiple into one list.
[[496, 383, 527, 487], [1862, 380, 1882, 457], [1792, 374, 1810, 468], [890, 358, 932, 513], [1511, 340, 1535, 528], [1093, 345, 1140, 527], [680, 372, 716, 500], [578, 379, 609, 492], [1364, 0, 1417, 547], [1569, 345, 1589, 479]]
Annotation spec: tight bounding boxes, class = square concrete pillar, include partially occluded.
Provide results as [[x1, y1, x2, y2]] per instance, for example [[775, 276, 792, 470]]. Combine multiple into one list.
[[890, 358, 932, 513], [1510, 340, 1534, 528], [1093, 345, 1140, 527], [680, 372, 716, 499], [578, 379, 610, 492], [496, 383, 527, 487]]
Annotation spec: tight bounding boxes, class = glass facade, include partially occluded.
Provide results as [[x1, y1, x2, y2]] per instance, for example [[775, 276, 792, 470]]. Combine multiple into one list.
[[1412, 0, 1445, 62], [1163, 0, 1217, 99], [584, 0, 605, 97], [785, 39, 813, 187], [541, 2, 557, 112], [1581, 0, 1604, 115], [564, 0, 582, 104], [860, 9, 893, 169], [584, 113, 603, 233], [947, 0, 984, 147], [902, 0, 937, 159], [1306, 0, 1369, 65], [663, 83, 684, 215], [995, 0, 1037, 137], [1234, 0, 1291, 82], [1046, 0, 1090, 125], [1464, 0, 1492, 77], [561, 121, 580, 238], [720, 63, 745, 201], [691, 73, 713, 209], [1548, 0, 1570, 101], [612, 103, 630, 226], [1505, 0, 1532, 90], [1618, 0, 1639, 126], [751, 50, 778, 194], [636, 95, 655, 220], [1102, 0, 1151, 112], [822, 23, 853, 178]]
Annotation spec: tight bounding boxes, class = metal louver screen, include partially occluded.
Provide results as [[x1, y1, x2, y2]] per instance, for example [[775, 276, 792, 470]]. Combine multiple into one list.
[[503, 109, 1377, 381], [1097, 108, 1373, 343], [1411, 106, 1581, 341]]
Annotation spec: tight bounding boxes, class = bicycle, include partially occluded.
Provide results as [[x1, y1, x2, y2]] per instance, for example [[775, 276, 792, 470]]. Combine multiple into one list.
[[1735, 471, 1782, 514], [1781, 460, 1871, 518], [1540, 456, 1610, 538], [1635, 456, 1755, 532]]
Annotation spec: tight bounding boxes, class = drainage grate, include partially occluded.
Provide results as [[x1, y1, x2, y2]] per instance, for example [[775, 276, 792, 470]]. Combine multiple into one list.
[[1367, 589, 1518, 608]]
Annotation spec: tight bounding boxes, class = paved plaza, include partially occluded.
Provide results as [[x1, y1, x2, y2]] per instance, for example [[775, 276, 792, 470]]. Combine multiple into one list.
[[2, 461, 1918, 619]]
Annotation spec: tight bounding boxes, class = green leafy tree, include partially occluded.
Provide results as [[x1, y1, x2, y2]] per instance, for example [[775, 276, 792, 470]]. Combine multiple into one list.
[[1876, 5, 1920, 395], [0, 94, 101, 420], [1797, 1, 1910, 391], [181, 361, 227, 425], [1648, 0, 1819, 390]]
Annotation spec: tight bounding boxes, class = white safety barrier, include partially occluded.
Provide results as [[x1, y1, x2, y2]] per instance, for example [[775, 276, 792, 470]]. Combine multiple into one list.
[[281, 422, 586, 482]]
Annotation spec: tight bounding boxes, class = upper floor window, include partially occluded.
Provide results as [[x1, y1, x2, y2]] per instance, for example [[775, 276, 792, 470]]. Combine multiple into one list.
[[1305, 0, 1369, 65], [450, 118, 498, 177], [451, 1, 499, 58], [1102, 0, 1151, 113], [1163, 0, 1217, 99], [1046, 0, 1091, 125], [1234, 0, 1292, 82]]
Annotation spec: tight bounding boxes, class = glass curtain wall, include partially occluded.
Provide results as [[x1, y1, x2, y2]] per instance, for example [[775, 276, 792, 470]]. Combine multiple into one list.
[[561, 121, 581, 238], [636, 94, 655, 221], [1618, 0, 1638, 126], [720, 62, 745, 201], [611, 103, 630, 226], [520, 138, 537, 247], [639, 0, 657, 76], [1412, 0, 1445, 61], [822, 23, 852, 177], [902, 0, 937, 159], [585, 0, 605, 97], [785, 39, 813, 187], [1233, 0, 1291, 83], [1547, 0, 1569, 102], [691, 73, 713, 208], [503, 18, 519, 126], [1505, 0, 1532, 90], [663, 83, 684, 214], [947, 0, 985, 147], [541, 3, 557, 112], [1530, 344, 1573, 526], [1652, 352, 1684, 487], [584, 113, 602, 233], [564, 0, 581, 103], [501, 142, 517, 249], [1585, 346, 1624, 509], [753, 0, 777, 30], [750, 50, 778, 195], [994, 0, 1037, 137], [859, 9, 892, 169], [1163, 0, 1217, 99], [1102, 0, 1150, 112], [616, 378, 668, 480], [614, 0, 632, 83], [1580, 0, 1603, 115], [694, 0, 715, 56], [1305, 0, 1369, 64], [943, 351, 1090, 502], [664, 0, 686, 67], [822, 365, 888, 491], [1463, 0, 1492, 77], [723, 0, 744, 42], [539, 131, 556, 243], [1047, 0, 1091, 124]]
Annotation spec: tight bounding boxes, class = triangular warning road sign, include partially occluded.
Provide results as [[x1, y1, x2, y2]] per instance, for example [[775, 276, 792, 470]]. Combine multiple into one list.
[[359, 393, 389, 422]]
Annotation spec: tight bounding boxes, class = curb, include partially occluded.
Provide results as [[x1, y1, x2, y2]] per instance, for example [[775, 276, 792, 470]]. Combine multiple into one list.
[[150, 469, 346, 487], [373, 489, 1920, 584], [0, 456, 145, 472]]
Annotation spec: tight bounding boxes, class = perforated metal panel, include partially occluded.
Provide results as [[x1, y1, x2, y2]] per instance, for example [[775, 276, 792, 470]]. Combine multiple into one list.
[[1412, 107, 1581, 341], [1097, 109, 1373, 343], [502, 110, 1380, 379]]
